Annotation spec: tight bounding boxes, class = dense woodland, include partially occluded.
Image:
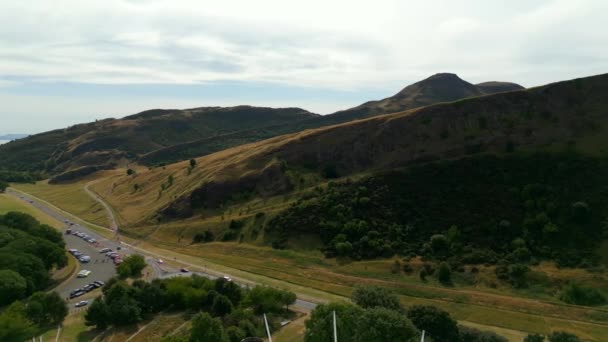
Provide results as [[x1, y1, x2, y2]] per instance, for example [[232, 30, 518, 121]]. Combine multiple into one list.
[[268, 153, 608, 269], [0, 212, 68, 341]]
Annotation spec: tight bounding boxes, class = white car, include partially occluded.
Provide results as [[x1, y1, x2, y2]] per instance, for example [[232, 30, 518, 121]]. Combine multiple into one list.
[[75, 300, 89, 307], [157, 259, 164, 264], [77, 270, 91, 278]]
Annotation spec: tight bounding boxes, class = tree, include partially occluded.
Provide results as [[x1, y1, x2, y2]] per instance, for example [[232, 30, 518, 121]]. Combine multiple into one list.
[[355, 307, 419, 342], [430, 234, 449, 255], [85, 298, 111, 329], [459, 326, 507, 342], [246, 286, 295, 315], [25, 291, 67, 326], [190, 159, 197, 168], [0, 269, 27, 305], [215, 277, 242, 305], [190, 312, 228, 342], [126, 168, 135, 176], [0, 181, 8, 193], [351, 285, 403, 312], [0, 301, 36, 342], [548, 331, 581, 342], [225, 326, 246, 342], [524, 334, 545, 342], [211, 294, 234, 317], [117, 254, 147, 278], [559, 283, 606, 306], [407, 305, 459, 342], [419, 268, 428, 281], [437, 262, 452, 285], [107, 297, 142, 326], [305, 302, 363, 342]]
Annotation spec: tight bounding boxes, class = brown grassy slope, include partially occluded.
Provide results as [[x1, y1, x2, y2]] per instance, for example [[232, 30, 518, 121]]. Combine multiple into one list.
[[0, 106, 317, 174], [95, 73, 608, 225]]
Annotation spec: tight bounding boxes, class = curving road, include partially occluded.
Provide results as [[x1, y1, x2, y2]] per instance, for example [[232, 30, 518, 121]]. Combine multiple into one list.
[[8, 186, 319, 311]]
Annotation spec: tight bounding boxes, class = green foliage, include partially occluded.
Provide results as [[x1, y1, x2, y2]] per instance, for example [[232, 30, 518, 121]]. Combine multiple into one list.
[[190, 312, 229, 342], [305, 302, 363, 342], [117, 254, 147, 278], [0, 181, 8, 192], [0, 270, 27, 306], [0, 212, 65, 302], [229, 219, 245, 229], [211, 294, 234, 317], [0, 170, 40, 184], [246, 286, 296, 315], [126, 168, 135, 176], [559, 283, 606, 306], [190, 159, 197, 168], [459, 326, 508, 342], [437, 262, 452, 285], [193, 230, 215, 243], [407, 305, 459, 342], [24, 291, 68, 326], [356, 307, 418, 342], [0, 301, 36, 342], [267, 153, 608, 266], [548, 331, 581, 342], [524, 334, 546, 342], [85, 298, 111, 329], [351, 285, 403, 312]]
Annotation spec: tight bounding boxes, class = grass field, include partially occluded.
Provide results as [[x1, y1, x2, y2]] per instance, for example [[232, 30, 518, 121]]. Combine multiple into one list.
[[13, 179, 110, 227], [0, 192, 62, 228]]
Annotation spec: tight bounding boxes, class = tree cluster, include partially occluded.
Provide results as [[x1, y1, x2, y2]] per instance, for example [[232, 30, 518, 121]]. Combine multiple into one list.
[[305, 286, 512, 342], [86, 276, 296, 342], [116, 254, 147, 279], [268, 153, 608, 269], [0, 212, 66, 305]]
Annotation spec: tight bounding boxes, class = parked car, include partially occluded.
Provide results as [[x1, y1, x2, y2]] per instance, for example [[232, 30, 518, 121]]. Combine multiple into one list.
[[93, 280, 105, 286], [89, 239, 97, 244], [73, 251, 82, 257], [75, 301, 89, 307], [78, 256, 91, 263], [77, 270, 91, 278], [157, 259, 164, 264], [70, 291, 85, 299], [180, 268, 189, 273], [68, 249, 78, 254], [223, 276, 233, 282], [99, 248, 112, 253]]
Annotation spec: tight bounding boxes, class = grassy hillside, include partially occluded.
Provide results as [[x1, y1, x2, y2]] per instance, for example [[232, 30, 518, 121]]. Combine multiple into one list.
[[0, 106, 317, 174], [0, 74, 523, 175]]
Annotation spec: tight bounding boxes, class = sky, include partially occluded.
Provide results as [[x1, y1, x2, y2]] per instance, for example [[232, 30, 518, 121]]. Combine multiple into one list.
[[1, 0, 607, 134]]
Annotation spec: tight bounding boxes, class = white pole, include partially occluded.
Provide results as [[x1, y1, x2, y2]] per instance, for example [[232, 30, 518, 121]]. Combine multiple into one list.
[[333, 310, 338, 342], [420, 330, 425, 342], [263, 313, 272, 342]]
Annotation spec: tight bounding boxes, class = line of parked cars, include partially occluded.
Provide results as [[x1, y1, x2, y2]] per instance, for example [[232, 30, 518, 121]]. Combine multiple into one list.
[[68, 248, 92, 263], [69, 280, 105, 299], [100, 247, 123, 265], [66, 229, 97, 245]]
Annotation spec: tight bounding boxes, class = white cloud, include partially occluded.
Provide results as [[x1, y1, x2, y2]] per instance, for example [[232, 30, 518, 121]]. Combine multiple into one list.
[[1, 0, 608, 133]]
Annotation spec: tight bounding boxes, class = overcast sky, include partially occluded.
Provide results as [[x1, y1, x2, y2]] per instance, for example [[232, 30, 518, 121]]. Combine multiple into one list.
[[1, 0, 607, 134]]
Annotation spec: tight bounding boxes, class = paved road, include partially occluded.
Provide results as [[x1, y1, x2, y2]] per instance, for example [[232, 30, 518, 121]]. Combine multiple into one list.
[[7, 187, 319, 312]]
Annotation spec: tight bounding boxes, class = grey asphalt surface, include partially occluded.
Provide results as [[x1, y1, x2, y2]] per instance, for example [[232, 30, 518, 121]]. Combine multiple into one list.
[[7, 188, 319, 312]]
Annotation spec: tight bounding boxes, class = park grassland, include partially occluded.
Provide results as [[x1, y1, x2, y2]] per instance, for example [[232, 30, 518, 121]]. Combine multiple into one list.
[[13, 178, 110, 227], [0, 192, 62, 228]]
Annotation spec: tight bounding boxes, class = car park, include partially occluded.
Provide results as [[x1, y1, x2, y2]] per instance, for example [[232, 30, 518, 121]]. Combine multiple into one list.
[[75, 301, 89, 307]]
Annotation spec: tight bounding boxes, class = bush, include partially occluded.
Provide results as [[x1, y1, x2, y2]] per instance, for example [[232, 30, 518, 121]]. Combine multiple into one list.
[[524, 333, 545, 342], [126, 168, 135, 176], [548, 331, 581, 342], [437, 262, 451, 285], [407, 305, 459, 341], [193, 231, 214, 243], [559, 283, 606, 306], [459, 326, 507, 342], [117, 255, 147, 279], [351, 286, 403, 312]]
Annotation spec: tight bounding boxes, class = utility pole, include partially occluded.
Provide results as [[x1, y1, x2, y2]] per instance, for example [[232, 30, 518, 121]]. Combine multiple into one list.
[[333, 310, 338, 342], [263, 313, 272, 342]]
